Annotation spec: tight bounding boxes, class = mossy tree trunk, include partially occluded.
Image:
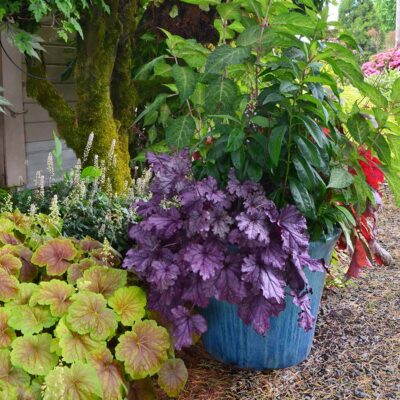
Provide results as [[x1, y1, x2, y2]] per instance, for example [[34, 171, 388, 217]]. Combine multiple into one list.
[[25, 0, 138, 191]]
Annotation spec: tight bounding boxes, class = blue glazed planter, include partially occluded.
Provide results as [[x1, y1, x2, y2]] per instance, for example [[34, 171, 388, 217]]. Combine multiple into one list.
[[202, 232, 340, 370]]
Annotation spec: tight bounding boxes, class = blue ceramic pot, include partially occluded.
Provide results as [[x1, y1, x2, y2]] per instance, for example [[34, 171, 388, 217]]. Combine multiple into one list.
[[202, 232, 340, 370]]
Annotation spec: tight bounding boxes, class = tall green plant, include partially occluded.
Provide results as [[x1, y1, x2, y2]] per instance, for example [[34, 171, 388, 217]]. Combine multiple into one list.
[[137, 0, 400, 240]]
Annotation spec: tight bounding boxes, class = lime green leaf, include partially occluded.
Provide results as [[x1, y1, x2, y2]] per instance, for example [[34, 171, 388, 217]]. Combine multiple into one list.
[[90, 348, 127, 400], [327, 167, 354, 189], [217, 3, 241, 20], [237, 25, 262, 47], [11, 333, 58, 375], [7, 304, 56, 334], [108, 286, 146, 326], [165, 115, 196, 150], [205, 77, 238, 114], [204, 45, 251, 76], [158, 358, 188, 398], [0, 254, 21, 277], [0, 349, 30, 387], [43, 363, 103, 400], [55, 318, 105, 363], [172, 65, 197, 103], [30, 280, 74, 317], [0, 270, 19, 302], [67, 292, 117, 340], [115, 320, 170, 379], [0, 232, 20, 245], [31, 238, 77, 275], [0, 308, 15, 348], [7, 282, 36, 306], [67, 258, 95, 284], [76, 265, 127, 298]]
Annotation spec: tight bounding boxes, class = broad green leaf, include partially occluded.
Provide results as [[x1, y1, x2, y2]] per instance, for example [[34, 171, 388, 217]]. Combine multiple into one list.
[[205, 77, 238, 114], [204, 45, 251, 76], [67, 292, 117, 341], [280, 81, 299, 93], [226, 128, 245, 152], [289, 179, 316, 219], [134, 94, 168, 125], [372, 108, 388, 129], [172, 65, 197, 103], [327, 167, 354, 189], [237, 25, 261, 47], [251, 116, 270, 128], [31, 238, 77, 276], [108, 286, 146, 326], [268, 125, 286, 167], [217, 3, 241, 20], [0, 270, 19, 302], [165, 115, 196, 149], [43, 363, 103, 400], [6, 304, 56, 334], [391, 78, 400, 104], [175, 42, 210, 69], [30, 280, 74, 317], [10, 333, 58, 376], [158, 358, 188, 398], [294, 136, 327, 171], [115, 320, 170, 380], [134, 55, 168, 80], [247, 162, 263, 182], [299, 116, 328, 148], [0, 254, 21, 277], [293, 156, 319, 189], [231, 147, 245, 171], [0, 309, 15, 348], [76, 265, 127, 299], [90, 348, 127, 400], [347, 114, 371, 144], [81, 166, 102, 180], [55, 318, 104, 363]]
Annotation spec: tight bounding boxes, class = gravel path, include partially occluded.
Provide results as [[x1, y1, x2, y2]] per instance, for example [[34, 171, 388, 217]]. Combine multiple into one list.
[[169, 190, 400, 400]]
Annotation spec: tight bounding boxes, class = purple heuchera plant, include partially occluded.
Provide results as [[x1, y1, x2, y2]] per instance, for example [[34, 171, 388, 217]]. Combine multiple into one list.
[[123, 151, 325, 350]]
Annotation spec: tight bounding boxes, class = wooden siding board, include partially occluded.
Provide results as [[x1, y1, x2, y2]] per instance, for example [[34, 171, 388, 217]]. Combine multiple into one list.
[[0, 32, 27, 186]]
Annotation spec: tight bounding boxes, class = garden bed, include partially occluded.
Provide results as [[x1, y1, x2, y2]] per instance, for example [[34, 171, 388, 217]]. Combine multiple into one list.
[[163, 189, 399, 400]]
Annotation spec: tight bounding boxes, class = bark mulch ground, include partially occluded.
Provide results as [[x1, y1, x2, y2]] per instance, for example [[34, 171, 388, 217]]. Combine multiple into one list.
[[163, 189, 400, 400]]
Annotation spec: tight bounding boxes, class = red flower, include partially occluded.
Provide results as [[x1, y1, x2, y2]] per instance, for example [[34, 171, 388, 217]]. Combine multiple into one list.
[[346, 237, 373, 278], [358, 148, 385, 191], [322, 127, 331, 137]]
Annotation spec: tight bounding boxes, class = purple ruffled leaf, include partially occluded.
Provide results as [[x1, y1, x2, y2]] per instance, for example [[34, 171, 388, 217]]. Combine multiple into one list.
[[227, 169, 259, 198], [196, 176, 227, 204], [278, 205, 309, 253], [147, 261, 180, 291], [291, 291, 315, 331], [142, 207, 182, 238], [241, 255, 286, 303], [292, 251, 325, 273], [261, 240, 288, 270], [183, 242, 224, 280], [236, 211, 270, 244], [171, 306, 207, 350], [238, 295, 285, 335]]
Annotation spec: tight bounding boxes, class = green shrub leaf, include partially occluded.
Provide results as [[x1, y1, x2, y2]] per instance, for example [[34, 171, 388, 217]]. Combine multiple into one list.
[[327, 167, 354, 189], [172, 65, 197, 103], [204, 45, 251, 76], [165, 115, 196, 149]]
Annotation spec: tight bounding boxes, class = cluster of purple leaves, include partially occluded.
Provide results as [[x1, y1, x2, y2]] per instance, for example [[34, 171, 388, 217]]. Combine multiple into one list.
[[362, 49, 400, 76], [123, 151, 325, 350]]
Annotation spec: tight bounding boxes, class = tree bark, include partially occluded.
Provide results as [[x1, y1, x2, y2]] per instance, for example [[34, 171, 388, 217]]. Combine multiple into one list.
[[25, 1, 139, 192]]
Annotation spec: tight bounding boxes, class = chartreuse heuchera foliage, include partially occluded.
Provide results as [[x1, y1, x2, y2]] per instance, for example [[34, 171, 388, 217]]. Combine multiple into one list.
[[0, 210, 188, 398], [124, 152, 324, 349]]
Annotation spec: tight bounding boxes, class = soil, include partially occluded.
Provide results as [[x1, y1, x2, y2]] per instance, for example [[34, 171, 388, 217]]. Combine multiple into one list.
[[163, 188, 400, 399]]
